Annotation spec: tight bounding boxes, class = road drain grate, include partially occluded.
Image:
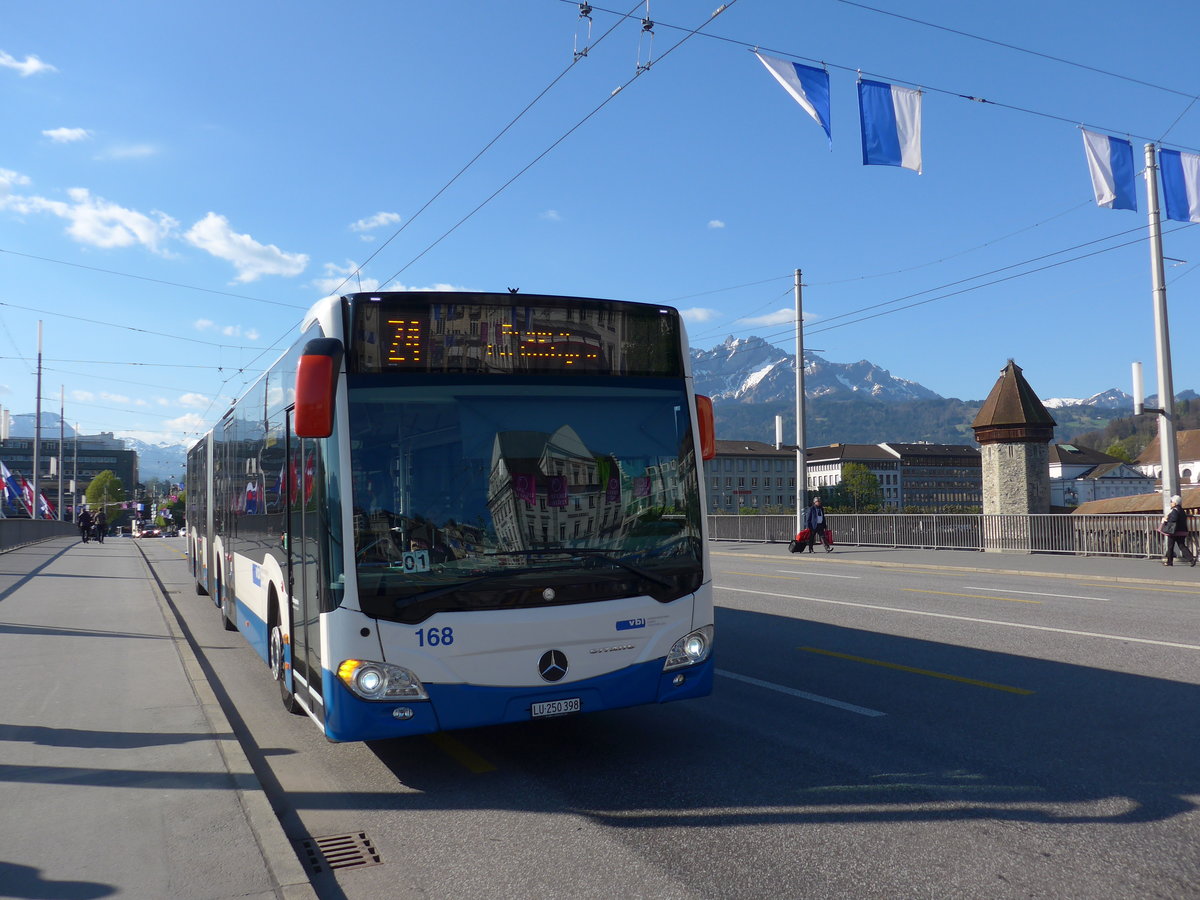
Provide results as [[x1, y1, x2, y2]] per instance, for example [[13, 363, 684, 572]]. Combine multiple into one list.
[[299, 832, 382, 873]]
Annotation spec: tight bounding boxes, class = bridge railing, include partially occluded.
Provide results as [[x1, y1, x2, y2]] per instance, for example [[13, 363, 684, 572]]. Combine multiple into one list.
[[707, 513, 1168, 558], [0, 519, 79, 553]]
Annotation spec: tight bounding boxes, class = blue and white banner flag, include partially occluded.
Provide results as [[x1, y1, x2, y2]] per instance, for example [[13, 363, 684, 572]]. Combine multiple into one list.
[[1081, 130, 1136, 211], [1160, 149, 1200, 224], [857, 79, 922, 173], [755, 52, 831, 144]]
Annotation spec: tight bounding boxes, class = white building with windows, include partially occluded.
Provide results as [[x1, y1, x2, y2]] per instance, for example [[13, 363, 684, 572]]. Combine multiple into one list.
[[1050, 444, 1155, 508]]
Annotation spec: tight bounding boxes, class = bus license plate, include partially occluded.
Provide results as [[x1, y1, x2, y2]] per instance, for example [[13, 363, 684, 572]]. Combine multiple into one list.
[[531, 698, 581, 718]]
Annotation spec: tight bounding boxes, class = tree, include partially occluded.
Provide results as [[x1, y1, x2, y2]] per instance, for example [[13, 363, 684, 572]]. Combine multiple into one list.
[[85, 470, 126, 520], [841, 462, 883, 512], [1105, 443, 1135, 463]]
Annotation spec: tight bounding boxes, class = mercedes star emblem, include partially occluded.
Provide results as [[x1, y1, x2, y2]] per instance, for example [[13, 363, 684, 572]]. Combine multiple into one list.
[[538, 649, 568, 682]]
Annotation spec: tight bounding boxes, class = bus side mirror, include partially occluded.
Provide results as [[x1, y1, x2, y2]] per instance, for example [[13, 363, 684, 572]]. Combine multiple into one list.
[[696, 394, 715, 460], [295, 338, 344, 438]]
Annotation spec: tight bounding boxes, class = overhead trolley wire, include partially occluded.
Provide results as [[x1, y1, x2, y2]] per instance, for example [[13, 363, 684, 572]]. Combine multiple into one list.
[[378, 1, 740, 290], [328, 1, 649, 298]]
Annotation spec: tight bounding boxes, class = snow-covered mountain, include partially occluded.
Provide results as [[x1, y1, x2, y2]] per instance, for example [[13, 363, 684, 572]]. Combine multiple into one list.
[[690, 336, 942, 403], [1042, 389, 1133, 411], [123, 439, 188, 481]]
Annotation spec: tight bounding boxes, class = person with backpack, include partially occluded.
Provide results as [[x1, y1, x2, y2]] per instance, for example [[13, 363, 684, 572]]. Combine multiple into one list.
[[77, 509, 93, 544], [94, 509, 107, 544]]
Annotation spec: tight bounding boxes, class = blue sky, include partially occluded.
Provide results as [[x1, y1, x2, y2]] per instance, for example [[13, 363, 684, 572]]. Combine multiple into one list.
[[1, 0, 1198, 446]]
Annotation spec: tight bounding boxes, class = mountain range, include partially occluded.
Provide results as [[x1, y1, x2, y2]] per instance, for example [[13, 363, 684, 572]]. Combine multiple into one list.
[[5, 337, 1190, 477], [688, 335, 1191, 448]]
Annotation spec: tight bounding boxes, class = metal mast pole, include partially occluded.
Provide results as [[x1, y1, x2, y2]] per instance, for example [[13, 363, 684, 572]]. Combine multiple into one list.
[[57, 386, 64, 520], [33, 321, 42, 518], [794, 268, 807, 534], [1145, 143, 1178, 511]]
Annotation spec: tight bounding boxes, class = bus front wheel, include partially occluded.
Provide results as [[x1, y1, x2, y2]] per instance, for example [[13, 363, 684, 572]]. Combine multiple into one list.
[[270, 622, 304, 716]]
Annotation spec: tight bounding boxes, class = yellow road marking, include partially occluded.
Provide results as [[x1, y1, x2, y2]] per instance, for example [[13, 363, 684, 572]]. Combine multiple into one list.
[[800, 646, 1035, 695], [902, 588, 1041, 604], [426, 732, 497, 774]]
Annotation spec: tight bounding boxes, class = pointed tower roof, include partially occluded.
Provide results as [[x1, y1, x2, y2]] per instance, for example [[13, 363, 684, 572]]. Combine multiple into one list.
[[972, 360, 1056, 444]]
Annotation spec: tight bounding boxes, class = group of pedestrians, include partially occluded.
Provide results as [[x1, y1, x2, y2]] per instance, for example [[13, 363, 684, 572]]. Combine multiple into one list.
[[76, 509, 107, 544]]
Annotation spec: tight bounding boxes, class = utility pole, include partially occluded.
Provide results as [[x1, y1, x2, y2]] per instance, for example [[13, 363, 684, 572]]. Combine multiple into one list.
[[1143, 143, 1179, 511], [794, 268, 807, 534], [57, 386, 64, 520], [33, 321, 43, 518]]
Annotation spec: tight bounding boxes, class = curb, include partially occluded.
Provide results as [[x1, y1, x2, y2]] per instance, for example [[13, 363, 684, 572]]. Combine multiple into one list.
[[136, 544, 319, 900]]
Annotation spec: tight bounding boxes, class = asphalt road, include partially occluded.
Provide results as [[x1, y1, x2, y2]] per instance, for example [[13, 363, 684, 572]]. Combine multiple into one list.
[[142, 539, 1200, 900]]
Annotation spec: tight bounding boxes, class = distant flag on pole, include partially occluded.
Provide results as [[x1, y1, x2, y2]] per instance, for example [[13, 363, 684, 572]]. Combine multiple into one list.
[[754, 53, 832, 144], [1159, 149, 1200, 223], [858, 79, 922, 173], [0, 461, 24, 513], [1081, 130, 1136, 211]]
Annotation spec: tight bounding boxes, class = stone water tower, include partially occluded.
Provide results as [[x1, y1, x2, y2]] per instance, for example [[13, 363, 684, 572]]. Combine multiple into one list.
[[972, 360, 1056, 517]]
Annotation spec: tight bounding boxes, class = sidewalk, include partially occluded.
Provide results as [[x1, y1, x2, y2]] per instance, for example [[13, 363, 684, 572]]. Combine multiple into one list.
[[0, 536, 315, 900], [711, 540, 1200, 585]]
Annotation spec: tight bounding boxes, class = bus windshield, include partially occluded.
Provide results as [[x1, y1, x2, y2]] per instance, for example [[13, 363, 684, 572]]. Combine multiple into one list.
[[348, 377, 703, 624]]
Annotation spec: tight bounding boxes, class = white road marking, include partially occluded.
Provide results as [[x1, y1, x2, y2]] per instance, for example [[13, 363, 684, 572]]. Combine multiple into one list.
[[775, 569, 861, 579], [963, 586, 1112, 602], [717, 586, 1200, 651], [716, 669, 886, 717]]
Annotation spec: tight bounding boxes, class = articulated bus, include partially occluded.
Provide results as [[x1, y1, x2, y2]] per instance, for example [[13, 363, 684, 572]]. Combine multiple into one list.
[[186, 291, 716, 741]]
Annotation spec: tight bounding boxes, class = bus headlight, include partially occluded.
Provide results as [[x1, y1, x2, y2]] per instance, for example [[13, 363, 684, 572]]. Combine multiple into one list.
[[663, 625, 714, 671], [337, 659, 429, 701]]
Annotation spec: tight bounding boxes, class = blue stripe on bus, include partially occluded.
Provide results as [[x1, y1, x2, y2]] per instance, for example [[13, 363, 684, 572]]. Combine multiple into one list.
[[320, 657, 714, 743]]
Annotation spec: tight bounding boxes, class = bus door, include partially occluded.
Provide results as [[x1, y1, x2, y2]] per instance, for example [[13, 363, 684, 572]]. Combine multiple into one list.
[[285, 415, 325, 720]]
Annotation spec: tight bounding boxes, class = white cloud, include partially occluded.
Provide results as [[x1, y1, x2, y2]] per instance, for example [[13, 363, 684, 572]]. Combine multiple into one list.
[[43, 127, 90, 143], [0, 51, 56, 77], [736, 308, 796, 327], [178, 393, 210, 409], [680, 307, 722, 323], [313, 261, 382, 296], [193, 320, 258, 340], [71, 390, 95, 403], [97, 143, 158, 160], [707, 219, 726, 229], [166, 412, 207, 432], [185, 212, 308, 282], [539, 209, 563, 222], [0, 169, 31, 191], [350, 211, 400, 234], [0, 186, 177, 253], [100, 391, 132, 404]]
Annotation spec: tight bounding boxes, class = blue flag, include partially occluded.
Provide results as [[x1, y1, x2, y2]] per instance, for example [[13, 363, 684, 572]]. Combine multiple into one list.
[[1081, 130, 1136, 211], [1160, 149, 1200, 224], [858, 79, 923, 173], [755, 53, 831, 144]]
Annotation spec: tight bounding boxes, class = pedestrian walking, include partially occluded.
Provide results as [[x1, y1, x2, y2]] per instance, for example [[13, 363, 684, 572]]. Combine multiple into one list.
[[1161, 496, 1195, 566], [94, 510, 107, 544], [804, 496, 833, 553], [77, 509, 93, 544]]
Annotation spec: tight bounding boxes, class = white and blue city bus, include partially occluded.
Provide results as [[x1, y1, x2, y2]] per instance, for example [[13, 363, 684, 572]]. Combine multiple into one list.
[[186, 291, 716, 741]]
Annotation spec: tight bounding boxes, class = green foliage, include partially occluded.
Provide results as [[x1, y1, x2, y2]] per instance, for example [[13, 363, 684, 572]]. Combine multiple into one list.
[[84, 471, 126, 517], [1104, 443, 1135, 463]]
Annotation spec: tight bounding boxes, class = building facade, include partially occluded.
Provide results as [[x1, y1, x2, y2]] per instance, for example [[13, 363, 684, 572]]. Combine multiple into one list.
[[703, 439, 982, 513], [1050, 444, 1155, 507], [0, 433, 138, 517]]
